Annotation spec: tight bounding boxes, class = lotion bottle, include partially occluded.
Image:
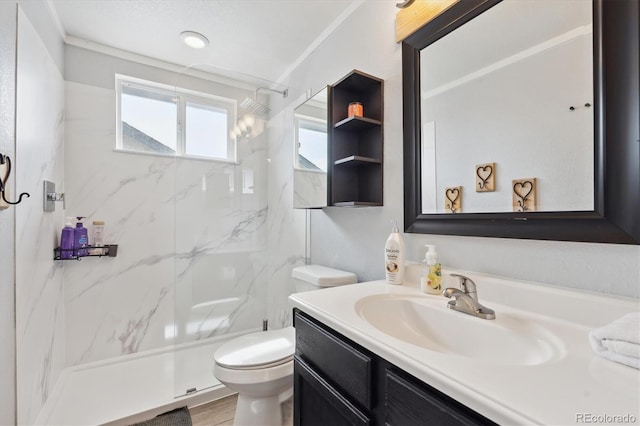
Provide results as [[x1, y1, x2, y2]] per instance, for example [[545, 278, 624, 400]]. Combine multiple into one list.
[[385, 221, 405, 285], [420, 245, 442, 294]]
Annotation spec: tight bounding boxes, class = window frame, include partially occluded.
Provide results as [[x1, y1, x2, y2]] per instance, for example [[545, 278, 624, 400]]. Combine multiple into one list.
[[293, 113, 328, 173], [116, 74, 237, 163]]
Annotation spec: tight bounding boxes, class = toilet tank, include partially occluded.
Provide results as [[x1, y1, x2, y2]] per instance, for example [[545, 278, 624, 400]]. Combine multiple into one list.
[[292, 265, 357, 292]]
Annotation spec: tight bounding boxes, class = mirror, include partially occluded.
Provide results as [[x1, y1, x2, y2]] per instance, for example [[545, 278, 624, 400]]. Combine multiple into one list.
[[403, 0, 639, 243], [293, 87, 328, 208], [420, 0, 593, 214]]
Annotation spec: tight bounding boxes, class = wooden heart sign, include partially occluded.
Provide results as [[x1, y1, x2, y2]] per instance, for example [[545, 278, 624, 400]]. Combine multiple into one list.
[[512, 178, 537, 212]]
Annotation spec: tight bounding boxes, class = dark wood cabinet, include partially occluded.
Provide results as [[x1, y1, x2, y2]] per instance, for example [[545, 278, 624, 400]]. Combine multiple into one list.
[[294, 310, 373, 409], [293, 309, 497, 426], [294, 356, 371, 426], [385, 369, 494, 426], [327, 70, 384, 207]]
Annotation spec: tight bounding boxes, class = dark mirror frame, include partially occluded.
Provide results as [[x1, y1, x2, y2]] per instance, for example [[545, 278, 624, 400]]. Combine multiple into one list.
[[403, 0, 639, 244]]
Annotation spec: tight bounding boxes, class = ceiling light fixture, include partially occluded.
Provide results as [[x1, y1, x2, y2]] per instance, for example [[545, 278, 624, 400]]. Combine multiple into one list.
[[180, 31, 209, 49]]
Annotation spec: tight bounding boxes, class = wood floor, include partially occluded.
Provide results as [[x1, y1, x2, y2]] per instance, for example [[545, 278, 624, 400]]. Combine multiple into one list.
[[189, 394, 293, 426]]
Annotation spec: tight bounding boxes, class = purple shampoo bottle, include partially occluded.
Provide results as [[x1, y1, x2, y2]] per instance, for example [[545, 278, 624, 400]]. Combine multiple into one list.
[[74, 216, 89, 257], [60, 217, 75, 259]]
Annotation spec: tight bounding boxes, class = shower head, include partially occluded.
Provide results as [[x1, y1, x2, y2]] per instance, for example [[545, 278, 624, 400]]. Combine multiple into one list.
[[240, 97, 270, 116], [240, 87, 288, 117]]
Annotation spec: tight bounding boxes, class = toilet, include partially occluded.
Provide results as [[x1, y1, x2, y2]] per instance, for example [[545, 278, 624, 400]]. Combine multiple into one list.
[[213, 265, 357, 426]]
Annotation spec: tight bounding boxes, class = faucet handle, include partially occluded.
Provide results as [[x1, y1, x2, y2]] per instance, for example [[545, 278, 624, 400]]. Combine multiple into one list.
[[450, 274, 478, 300]]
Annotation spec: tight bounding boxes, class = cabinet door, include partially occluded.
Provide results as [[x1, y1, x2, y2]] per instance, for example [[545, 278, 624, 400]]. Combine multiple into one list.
[[385, 369, 496, 426], [294, 310, 372, 409], [294, 356, 371, 426]]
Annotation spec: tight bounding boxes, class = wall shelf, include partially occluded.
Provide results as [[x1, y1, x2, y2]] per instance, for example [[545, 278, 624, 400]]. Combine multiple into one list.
[[54, 244, 118, 261], [327, 70, 384, 207], [333, 201, 383, 207], [334, 155, 382, 166], [334, 116, 382, 130]]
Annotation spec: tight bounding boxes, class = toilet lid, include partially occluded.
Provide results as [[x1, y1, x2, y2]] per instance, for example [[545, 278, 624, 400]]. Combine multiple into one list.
[[292, 265, 357, 287], [214, 326, 295, 370]]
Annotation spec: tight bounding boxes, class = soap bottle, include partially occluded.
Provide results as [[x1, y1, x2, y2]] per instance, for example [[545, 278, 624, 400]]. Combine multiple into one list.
[[60, 217, 75, 259], [74, 216, 89, 257], [420, 245, 442, 294], [385, 221, 405, 285]]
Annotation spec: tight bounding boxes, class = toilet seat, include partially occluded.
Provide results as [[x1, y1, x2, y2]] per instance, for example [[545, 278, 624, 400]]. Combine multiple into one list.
[[214, 326, 295, 370]]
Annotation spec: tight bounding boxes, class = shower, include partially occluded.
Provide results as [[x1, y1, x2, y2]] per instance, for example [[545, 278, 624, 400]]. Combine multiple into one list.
[[240, 86, 289, 116]]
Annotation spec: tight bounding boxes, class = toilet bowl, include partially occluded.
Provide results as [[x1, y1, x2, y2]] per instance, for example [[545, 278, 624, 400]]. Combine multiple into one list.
[[214, 327, 295, 426], [213, 265, 357, 426]]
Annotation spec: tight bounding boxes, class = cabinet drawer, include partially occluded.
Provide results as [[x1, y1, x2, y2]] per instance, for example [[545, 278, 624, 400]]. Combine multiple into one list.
[[294, 309, 373, 409], [385, 369, 497, 426], [294, 356, 371, 426]]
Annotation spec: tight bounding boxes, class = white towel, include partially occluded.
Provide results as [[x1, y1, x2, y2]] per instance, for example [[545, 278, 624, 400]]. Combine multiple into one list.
[[589, 312, 640, 369]]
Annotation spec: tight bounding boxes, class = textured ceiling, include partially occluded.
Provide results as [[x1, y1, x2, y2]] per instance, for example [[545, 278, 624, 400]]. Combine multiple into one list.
[[50, 0, 359, 84]]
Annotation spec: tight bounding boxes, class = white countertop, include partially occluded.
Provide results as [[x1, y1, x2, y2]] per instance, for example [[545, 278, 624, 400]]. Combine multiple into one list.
[[289, 268, 640, 425]]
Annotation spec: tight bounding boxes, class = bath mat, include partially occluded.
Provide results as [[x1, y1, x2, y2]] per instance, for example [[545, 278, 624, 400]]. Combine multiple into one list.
[[130, 407, 192, 426]]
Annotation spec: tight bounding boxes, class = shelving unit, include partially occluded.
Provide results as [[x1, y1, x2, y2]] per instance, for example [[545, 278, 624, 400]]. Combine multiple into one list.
[[328, 70, 384, 207], [54, 244, 118, 260]]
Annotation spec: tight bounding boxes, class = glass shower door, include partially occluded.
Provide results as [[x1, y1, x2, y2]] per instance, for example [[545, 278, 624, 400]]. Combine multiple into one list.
[[172, 66, 270, 398]]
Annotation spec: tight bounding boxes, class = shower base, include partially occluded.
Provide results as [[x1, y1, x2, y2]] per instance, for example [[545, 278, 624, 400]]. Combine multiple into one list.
[[35, 330, 257, 425]]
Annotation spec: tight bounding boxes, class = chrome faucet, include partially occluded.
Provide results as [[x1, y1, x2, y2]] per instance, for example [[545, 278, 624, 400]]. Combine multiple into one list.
[[442, 274, 495, 320]]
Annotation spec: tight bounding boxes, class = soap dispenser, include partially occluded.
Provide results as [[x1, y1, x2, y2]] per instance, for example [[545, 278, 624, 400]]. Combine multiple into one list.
[[385, 221, 405, 285], [420, 245, 442, 294], [74, 216, 89, 257]]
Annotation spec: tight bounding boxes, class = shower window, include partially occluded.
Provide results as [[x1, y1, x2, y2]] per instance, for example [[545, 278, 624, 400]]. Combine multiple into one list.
[[116, 75, 237, 162]]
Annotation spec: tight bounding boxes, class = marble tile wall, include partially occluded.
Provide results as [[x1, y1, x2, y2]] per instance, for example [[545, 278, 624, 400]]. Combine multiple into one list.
[[15, 8, 66, 424], [0, 1, 17, 424], [293, 169, 327, 209], [63, 81, 177, 363]]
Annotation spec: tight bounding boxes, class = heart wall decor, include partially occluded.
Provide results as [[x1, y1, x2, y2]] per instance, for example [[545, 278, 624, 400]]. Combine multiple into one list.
[[512, 178, 537, 212], [444, 186, 462, 213], [475, 162, 495, 192]]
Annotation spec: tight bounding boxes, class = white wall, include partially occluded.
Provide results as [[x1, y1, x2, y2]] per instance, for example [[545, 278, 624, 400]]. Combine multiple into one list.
[[15, 5, 66, 424], [275, 1, 639, 299]]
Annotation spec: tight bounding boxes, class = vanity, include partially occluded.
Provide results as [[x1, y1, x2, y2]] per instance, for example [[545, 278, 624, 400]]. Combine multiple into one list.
[[292, 308, 495, 425], [289, 270, 640, 425]]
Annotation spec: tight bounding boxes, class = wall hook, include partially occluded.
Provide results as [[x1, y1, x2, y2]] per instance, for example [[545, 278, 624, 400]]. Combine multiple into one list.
[[512, 178, 537, 212], [475, 162, 496, 192], [444, 186, 462, 213], [0, 153, 30, 206], [43, 180, 65, 212], [569, 103, 591, 111]]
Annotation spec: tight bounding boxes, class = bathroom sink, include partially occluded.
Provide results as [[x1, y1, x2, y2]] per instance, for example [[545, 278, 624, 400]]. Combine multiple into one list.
[[355, 294, 562, 366]]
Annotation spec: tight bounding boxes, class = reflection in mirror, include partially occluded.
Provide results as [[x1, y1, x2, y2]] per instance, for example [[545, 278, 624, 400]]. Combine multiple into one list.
[[420, 0, 593, 214], [293, 87, 328, 208]]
